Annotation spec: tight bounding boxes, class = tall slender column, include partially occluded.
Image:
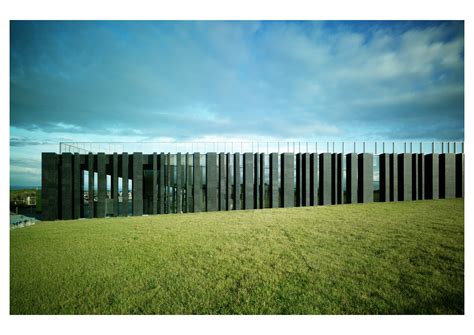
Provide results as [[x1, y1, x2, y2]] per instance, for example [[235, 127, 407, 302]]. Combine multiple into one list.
[[295, 153, 302, 206], [424, 153, 439, 199], [226, 153, 233, 210], [259, 153, 265, 209], [89, 153, 96, 217], [186, 153, 193, 212], [397, 153, 412, 201], [412, 154, 418, 200], [243, 153, 254, 209], [152, 153, 158, 214], [234, 153, 241, 210], [96, 152, 106, 218], [358, 153, 373, 203], [206, 153, 218, 211], [219, 153, 226, 211], [281, 153, 294, 208], [254, 153, 260, 209], [389, 153, 398, 202], [455, 153, 464, 198], [417, 154, 424, 200], [331, 153, 338, 205], [439, 153, 455, 199], [60, 153, 73, 220], [319, 153, 332, 205], [379, 153, 390, 202], [42, 153, 59, 221], [193, 153, 202, 212], [302, 153, 310, 206], [121, 153, 129, 216], [336, 153, 343, 204], [112, 153, 119, 216], [269, 153, 279, 208], [310, 153, 318, 206], [158, 153, 165, 214], [132, 152, 143, 216], [176, 153, 182, 213], [73, 153, 81, 219]]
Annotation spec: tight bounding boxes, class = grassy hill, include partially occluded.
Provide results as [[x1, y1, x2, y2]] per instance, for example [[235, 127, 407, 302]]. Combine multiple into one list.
[[10, 199, 464, 314]]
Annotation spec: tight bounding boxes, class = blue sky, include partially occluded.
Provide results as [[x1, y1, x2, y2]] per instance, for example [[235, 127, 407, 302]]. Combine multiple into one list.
[[10, 20, 464, 186]]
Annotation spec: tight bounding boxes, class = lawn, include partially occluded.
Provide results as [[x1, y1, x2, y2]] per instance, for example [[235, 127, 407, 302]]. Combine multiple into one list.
[[10, 199, 464, 314]]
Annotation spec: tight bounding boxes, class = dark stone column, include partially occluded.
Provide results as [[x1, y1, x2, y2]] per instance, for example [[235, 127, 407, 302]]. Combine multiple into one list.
[[346, 153, 357, 204], [455, 153, 464, 198], [417, 154, 424, 200], [358, 153, 373, 203], [112, 153, 119, 216], [206, 153, 218, 212], [295, 153, 302, 206], [310, 153, 318, 206], [319, 153, 332, 205], [42, 153, 59, 221], [219, 153, 226, 211], [234, 153, 241, 210], [132, 152, 143, 216], [176, 153, 182, 213], [60, 153, 73, 220], [281, 153, 294, 208], [440, 153, 455, 199], [158, 153, 165, 214], [397, 154, 412, 201], [336, 153, 343, 204], [121, 153, 129, 216], [89, 153, 96, 218], [424, 153, 439, 200], [389, 154, 398, 202], [96, 152, 106, 218], [243, 153, 254, 209], [302, 153, 310, 206], [254, 153, 260, 209], [193, 153, 202, 212], [73, 153, 81, 219], [269, 153, 279, 208], [412, 154, 418, 200], [331, 154, 337, 205], [226, 153, 232, 210], [186, 153, 193, 213], [379, 153, 390, 202], [152, 153, 158, 214], [259, 153, 265, 208]]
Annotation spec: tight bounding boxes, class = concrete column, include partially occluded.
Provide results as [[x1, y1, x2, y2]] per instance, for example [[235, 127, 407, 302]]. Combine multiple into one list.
[[358, 153, 373, 203], [440, 153, 455, 199], [193, 153, 202, 212], [330, 154, 337, 205], [254, 153, 260, 209], [226, 153, 233, 210], [319, 153, 332, 205], [121, 153, 129, 216], [206, 153, 218, 212], [336, 153, 343, 204], [389, 154, 398, 202], [269, 153, 279, 208], [412, 154, 419, 200], [158, 153, 165, 214], [417, 154, 425, 200], [295, 153, 302, 206], [234, 153, 241, 210], [302, 153, 310, 206], [345, 153, 357, 204], [112, 153, 119, 216], [176, 153, 182, 213], [281, 153, 294, 208], [424, 154, 439, 200], [186, 153, 193, 213], [243, 153, 254, 210], [165, 153, 171, 213], [132, 152, 143, 216], [41, 153, 59, 221], [152, 153, 158, 214], [455, 153, 464, 198], [96, 152, 106, 218], [260, 153, 265, 208], [397, 154, 412, 201], [379, 153, 390, 202], [73, 153, 81, 219], [89, 153, 95, 218], [310, 153, 318, 206], [219, 153, 226, 211], [60, 153, 73, 220]]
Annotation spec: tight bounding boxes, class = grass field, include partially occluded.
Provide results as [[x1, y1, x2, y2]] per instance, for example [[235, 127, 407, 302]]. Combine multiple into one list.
[[10, 199, 464, 314]]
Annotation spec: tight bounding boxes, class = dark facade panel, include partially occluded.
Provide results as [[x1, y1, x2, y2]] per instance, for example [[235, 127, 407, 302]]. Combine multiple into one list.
[[193, 153, 202, 212], [60, 153, 74, 220], [96, 152, 106, 218], [281, 153, 294, 208], [152, 153, 158, 214], [412, 154, 418, 200], [310, 153, 318, 206], [398, 153, 412, 201], [358, 153, 373, 203], [42, 153, 59, 221], [226, 153, 232, 210], [219, 153, 226, 211], [234, 153, 241, 210], [176, 153, 182, 213], [259, 154, 265, 209], [336, 153, 343, 204], [254, 153, 260, 209], [243, 153, 254, 210], [186, 153, 193, 213], [455, 153, 464, 198], [269, 153, 279, 208], [132, 152, 143, 216], [112, 153, 119, 216], [73, 153, 81, 219], [319, 153, 331, 205], [296, 153, 302, 206], [302, 153, 310, 206], [379, 153, 390, 202], [417, 154, 425, 200], [439, 153, 455, 199], [346, 153, 357, 204], [424, 153, 439, 200], [389, 153, 398, 202], [89, 153, 96, 218], [158, 153, 165, 214]]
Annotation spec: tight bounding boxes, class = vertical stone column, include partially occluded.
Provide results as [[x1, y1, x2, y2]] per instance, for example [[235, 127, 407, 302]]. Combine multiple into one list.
[[424, 153, 439, 199], [219, 153, 226, 211], [379, 153, 390, 202], [397, 154, 412, 201], [345, 153, 357, 204], [319, 153, 332, 205], [269, 153, 279, 208], [455, 153, 464, 198], [152, 153, 158, 214], [176, 153, 182, 213], [96, 152, 106, 218], [193, 153, 202, 212], [389, 154, 398, 202], [234, 153, 241, 210], [226, 153, 232, 210], [281, 153, 294, 208], [166, 153, 171, 214], [412, 154, 419, 200], [42, 153, 59, 221], [336, 153, 343, 204], [302, 153, 310, 206], [439, 153, 455, 199], [358, 153, 373, 203], [112, 153, 119, 216], [254, 153, 260, 209], [310, 153, 318, 206], [243, 153, 254, 209], [417, 154, 424, 200], [186, 153, 193, 213], [259, 153, 265, 208], [132, 152, 143, 216], [295, 153, 302, 206], [121, 153, 128, 216], [158, 153, 165, 214], [60, 153, 73, 220], [331, 154, 338, 205], [89, 153, 96, 218], [206, 153, 218, 212], [73, 153, 81, 219]]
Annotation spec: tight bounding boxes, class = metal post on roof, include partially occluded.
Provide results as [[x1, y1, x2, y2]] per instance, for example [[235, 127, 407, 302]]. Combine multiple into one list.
[[375, 142, 377, 155]]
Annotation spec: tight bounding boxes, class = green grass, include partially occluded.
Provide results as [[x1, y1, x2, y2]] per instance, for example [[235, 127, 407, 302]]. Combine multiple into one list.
[[10, 199, 464, 315]]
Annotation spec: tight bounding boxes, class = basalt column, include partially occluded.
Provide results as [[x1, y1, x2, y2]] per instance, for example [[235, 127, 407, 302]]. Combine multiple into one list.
[[319, 153, 332, 205], [158, 153, 165, 214], [243, 153, 254, 210], [336, 153, 343, 204], [379, 153, 390, 202], [73, 152, 82, 219], [219, 153, 226, 211], [132, 152, 143, 216], [176, 153, 182, 213], [186, 153, 193, 212], [121, 153, 129, 216], [358, 153, 373, 203], [439, 153, 455, 199], [398, 154, 412, 201], [346, 153, 357, 204], [152, 153, 158, 214], [281, 153, 294, 208], [269, 153, 279, 208], [455, 153, 464, 198], [193, 153, 202, 212], [234, 153, 241, 210], [111, 153, 119, 216], [296, 153, 302, 206], [310, 153, 318, 206], [226, 153, 232, 210], [302, 153, 310, 206], [259, 153, 265, 209], [42, 153, 59, 221], [389, 153, 398, 202], [96, 152, 106, 218], [424, 153, 439, 200]]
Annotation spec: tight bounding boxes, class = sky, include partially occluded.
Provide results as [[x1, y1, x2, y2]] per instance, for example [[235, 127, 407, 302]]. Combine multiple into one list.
[[10, 20, 464, 186]]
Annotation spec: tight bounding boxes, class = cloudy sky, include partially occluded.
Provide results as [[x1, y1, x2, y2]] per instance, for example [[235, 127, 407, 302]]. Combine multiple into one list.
[[10, 20, 464, 186]]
